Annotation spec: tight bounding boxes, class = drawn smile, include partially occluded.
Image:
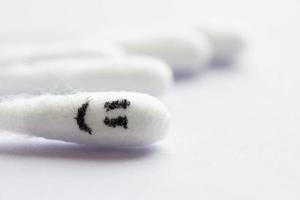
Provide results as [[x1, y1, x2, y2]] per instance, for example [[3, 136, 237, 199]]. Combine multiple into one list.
[[75, 101, 92, 135]]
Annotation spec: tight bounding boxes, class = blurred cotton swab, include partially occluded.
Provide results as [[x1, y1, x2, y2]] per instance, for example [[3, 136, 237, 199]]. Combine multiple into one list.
[[96, 23, 246, 70], [114, 29, 213, 72], [0, 56, 173, 96]]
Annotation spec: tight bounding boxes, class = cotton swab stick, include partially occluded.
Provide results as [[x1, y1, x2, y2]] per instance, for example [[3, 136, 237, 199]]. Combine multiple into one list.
[[0, 56, 173, 96], [0, 92, 170, 147]]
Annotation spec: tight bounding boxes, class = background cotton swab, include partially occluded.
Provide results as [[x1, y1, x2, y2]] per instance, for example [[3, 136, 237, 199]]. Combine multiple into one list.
[[0, 56, 173, 96]]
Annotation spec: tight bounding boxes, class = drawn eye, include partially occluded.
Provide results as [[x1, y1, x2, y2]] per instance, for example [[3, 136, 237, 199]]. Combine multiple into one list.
[[74, 101, 92, 135]]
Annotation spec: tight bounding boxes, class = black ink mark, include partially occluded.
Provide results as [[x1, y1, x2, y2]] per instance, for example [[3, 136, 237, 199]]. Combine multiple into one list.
[[104, 99, 130, 112], [104, 116, 128, 129], [75, 101, 92, 135]]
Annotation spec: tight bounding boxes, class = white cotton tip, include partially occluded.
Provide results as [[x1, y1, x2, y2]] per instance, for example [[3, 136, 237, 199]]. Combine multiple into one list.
[[195, 23, 246, 63], [0, 56, 173, 96], [0, 92, 170, 147], [116, 30, 213, 72], [0, 40, 123, 66]]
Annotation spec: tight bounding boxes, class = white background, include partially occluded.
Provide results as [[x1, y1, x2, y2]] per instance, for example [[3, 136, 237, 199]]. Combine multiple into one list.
[[0, 0, 299, 199]]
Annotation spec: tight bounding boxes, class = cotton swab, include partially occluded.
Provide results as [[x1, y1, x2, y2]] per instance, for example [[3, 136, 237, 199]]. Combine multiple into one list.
[[0, 56, 173, 96], [0, 92, 170, 147]]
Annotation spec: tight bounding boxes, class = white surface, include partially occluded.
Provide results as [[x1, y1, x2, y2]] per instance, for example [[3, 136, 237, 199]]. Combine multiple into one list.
[[0, 0, 299, 199]]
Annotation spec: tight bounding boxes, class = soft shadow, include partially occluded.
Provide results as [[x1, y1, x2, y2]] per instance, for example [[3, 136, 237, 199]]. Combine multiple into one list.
[[174, 60, 240, 82], [209, 58, 237, 69], [0, 139, 160, 161], [174, 67, 207, 81]]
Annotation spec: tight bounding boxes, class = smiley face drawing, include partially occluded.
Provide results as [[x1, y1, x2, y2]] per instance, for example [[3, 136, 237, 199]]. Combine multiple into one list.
[[70, 92, 170, 147], [75, 98, 131, 135]]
